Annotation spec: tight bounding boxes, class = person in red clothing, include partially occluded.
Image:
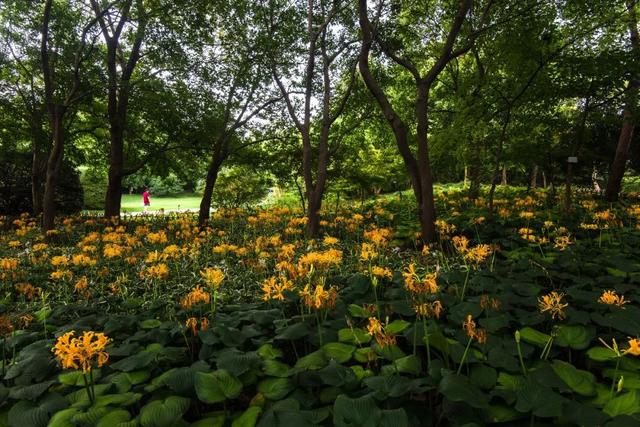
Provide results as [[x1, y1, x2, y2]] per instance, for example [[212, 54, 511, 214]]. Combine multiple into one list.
[[142, 188, 151, 212]]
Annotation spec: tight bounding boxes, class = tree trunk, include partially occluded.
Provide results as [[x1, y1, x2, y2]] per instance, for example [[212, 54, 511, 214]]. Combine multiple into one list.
[[31, 151, 44, 216], [306, 191, 322, 237], [415, 83, 437, 243], [564, 161, 574, 213], [468, 139, 482, 200], [42, 115, 64, 232], [530, 164, 538, 189], [294, 178, 306, 213], [542, 171, 547, 188], [605, 83, 638, 201], [592, 166, 602, 194], [198, 150, 225, 226], [501, 165, 507, 185], [104, 127, 124, 217], [606, 0, 640, 201]]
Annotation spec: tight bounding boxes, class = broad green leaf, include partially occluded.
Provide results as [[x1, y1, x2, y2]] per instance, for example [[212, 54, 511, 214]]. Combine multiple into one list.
[[257, 378, 294, 400], [338, 328, 371, 344], [393, 355, 421, 375], [257, 344, 283, 360], [194, 370, 242, 404], [139, 396, 190, 427], [232, 406, 261, 427], [518, 327, 550, 348], [438, 371, 490, 409], [385, 320, 410, 334], [586, 347, 618, 362], [333, 394, 380, 427], [294, 350, 327, 370], [551, 360, 596, 396], [555, 325, 594, 350], [322, 342, 355, 363], [262, 359, 291, 378], [603, 391, 640, 417]]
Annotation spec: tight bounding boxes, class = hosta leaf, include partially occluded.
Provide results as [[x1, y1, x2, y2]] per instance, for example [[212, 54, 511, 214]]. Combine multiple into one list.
[[216, 350, 261, 376], [47, 408, 81, 427], [518, 327, 550, 348], [333, 394, 380, 427], [139, 319, 162, 329], [9, 380, 55, 401], [392, 355, 421, 375], [8, 393, 68, 427], [364, 375, 416, 399], [257, 344, 283, 360], [294, 350, 327, 370], [515, 376, 565, 417], [139, 396, 190, 427], [555, 325, 594, 350], [586, 347, 618, 362], [275, 323, 309, 340], [194, 370, 242, 404], [318, 360, 356, 387], [257, 378, 295, 400], [231, 406, 261, 427], [96, 409, 132, 427], [379, 408, 408, 427], [347, 304, 370, 318], [338, 328, 371, 344], [551, 360, 597, 396], [262, 359, 291, 378], [438, 371, 490, 409], [71, 406, 110, 425], [604, 391, 640, 417], [385, 320, 410, 335], [59, 370, 102, 387], [469, 365, 497, 390], [322, 343, 355, 363]]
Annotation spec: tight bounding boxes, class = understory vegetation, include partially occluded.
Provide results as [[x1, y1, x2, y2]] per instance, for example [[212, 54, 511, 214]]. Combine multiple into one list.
[[1, 187, 640, 426]]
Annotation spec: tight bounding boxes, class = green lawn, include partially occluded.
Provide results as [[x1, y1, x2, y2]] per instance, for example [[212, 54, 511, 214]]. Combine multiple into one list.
[[119, 194, 202, 213]]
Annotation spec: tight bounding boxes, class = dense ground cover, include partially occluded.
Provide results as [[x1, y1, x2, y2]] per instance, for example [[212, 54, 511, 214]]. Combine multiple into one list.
[[1, 187, 640, 427]]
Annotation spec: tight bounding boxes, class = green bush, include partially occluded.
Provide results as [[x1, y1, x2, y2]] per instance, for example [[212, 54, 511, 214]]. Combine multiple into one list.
[[204, 166, 272, 208], [80, 167, 108, 210], [0, 151, 83, 215]]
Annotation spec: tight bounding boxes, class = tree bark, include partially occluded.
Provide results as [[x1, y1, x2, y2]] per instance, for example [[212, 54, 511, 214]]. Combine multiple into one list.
[[564, 161, 574, 213], [501, 165, 507, 185], [198, 149, 225, 226], [42, 113, 65, 231], [605, 0, 639, 201], [30, 118, 48, 216], [468, 139, 482, 199], [104, 125, 125, 217], [605, 81, 638, 201], [530, 164, 538, 189]]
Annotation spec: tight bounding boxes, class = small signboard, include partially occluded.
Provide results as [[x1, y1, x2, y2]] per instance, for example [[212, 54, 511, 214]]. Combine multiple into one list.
[[567, 156, 578, 163]]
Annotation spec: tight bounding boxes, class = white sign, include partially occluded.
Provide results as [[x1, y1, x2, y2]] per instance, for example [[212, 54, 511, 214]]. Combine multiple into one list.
[[567, 156, 578, 163]]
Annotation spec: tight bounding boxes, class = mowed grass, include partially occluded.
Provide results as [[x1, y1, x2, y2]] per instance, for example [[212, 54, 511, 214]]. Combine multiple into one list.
[[120, 194, 202, 213]]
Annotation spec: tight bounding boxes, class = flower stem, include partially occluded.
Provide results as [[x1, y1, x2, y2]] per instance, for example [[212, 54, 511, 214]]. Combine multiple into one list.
[[610, 357, 621, 400], [457, 336, 473, 375], [459, 267, 471, 302]]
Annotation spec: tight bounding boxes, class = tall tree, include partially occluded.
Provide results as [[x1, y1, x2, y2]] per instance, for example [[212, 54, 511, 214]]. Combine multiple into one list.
[[605, 0, 640, 201], [271, 0, 358, 237], [191, 1, 278, 226], [40, 0, 100, 231], [1, 1, 51, 215], [358, 0, 494, 243], [89, 0, 148, 217]]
